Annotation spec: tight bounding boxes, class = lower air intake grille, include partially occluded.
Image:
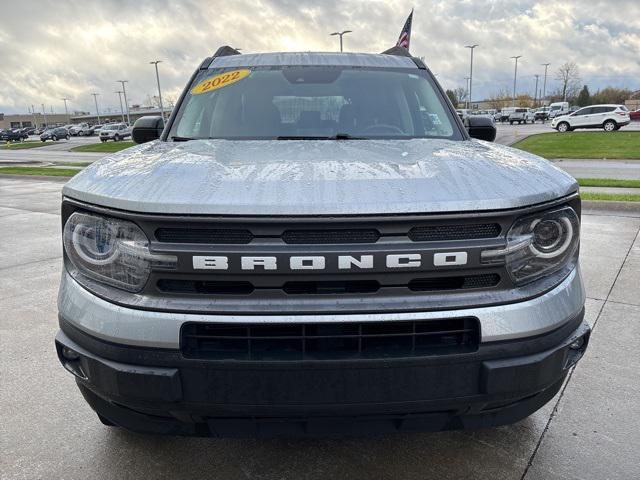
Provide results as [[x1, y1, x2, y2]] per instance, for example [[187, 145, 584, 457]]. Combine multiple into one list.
[[409, 223, 501, 241], [181, 318, 480, 361], [409, 274, 500, 291]]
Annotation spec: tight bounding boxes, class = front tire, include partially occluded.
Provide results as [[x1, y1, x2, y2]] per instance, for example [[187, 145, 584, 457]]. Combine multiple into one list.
[[603, 120, 617, 132], [557, 122, 570, 133], [52, 135, 57, 141], [114, 134, 121, 142]]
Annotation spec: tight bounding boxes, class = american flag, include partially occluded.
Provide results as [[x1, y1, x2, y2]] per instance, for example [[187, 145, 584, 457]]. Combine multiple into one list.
[[396, 10, 413, 49]]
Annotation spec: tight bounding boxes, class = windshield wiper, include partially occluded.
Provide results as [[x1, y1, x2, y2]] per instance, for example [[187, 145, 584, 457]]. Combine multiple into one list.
[[170, 136, 196, 142], [276, 133, 366, 140]]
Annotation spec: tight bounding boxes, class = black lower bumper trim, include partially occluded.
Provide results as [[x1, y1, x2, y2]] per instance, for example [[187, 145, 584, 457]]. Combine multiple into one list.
[[56, 311, 590, 437]]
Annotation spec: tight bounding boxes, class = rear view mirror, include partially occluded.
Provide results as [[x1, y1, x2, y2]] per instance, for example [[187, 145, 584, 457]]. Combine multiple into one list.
[[132, 116, 164, 144], [465, 116, 496, 142]]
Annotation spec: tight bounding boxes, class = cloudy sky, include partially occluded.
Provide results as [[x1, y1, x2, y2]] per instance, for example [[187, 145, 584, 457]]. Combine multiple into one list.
[[0, 0, 638, 115]]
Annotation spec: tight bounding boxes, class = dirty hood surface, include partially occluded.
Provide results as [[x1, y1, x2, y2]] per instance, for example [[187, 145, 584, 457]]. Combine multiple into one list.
[[63, 139, 578, 215]]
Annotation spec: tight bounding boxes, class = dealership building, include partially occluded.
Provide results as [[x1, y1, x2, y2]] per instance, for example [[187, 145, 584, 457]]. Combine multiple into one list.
[[0, 106, 172, 129]]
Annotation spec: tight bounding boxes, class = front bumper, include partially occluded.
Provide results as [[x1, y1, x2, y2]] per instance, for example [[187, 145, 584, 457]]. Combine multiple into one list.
[[56, 306, 589, 437]]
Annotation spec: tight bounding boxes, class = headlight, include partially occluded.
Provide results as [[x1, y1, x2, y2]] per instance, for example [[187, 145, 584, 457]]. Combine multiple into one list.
[[63, 212, 176, 292], [481, 206, 579, 285]]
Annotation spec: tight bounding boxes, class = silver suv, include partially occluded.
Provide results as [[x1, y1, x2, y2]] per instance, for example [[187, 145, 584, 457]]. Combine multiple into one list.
[[552, 104, 631, 132], [55, 46, 589, 437], [98, 123, 131, 142]]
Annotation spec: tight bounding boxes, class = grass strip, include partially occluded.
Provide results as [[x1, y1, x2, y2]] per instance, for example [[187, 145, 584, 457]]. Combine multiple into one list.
[[0, 167, 78, 177], [577, 178, 640, 188], [70, 141, 135, 153], [0, 141, 49, 150], [580, 192, 640, 202], [513, 131, 640, 159]]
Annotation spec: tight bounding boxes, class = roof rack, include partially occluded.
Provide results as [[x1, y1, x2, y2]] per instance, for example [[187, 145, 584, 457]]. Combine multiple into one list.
[[381, 45, 426, 69], [381, 45, 412, 57], [200, 46, 242, 70], [213, 46, 242, 58]]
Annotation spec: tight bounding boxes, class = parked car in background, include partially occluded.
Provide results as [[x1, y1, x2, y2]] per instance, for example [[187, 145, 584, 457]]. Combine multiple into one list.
[[534, 107, 550, 122], [499, 107, 515, 122], [629, 109, 640, 121], [0, 128, 28, 142], [99, 123, 131, 142], [40, 127, 70, 141], [68, 124, 85, 136], [92, 124, 104, 135], [20, 127, 37, 136], [551, 104, 630, 132], [509, 108, 535, 125], [548, 102, 570, 119], [78, 124, 96, 136]]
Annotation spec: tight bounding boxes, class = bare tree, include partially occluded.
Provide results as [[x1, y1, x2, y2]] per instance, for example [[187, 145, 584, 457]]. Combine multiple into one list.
[[486, 88, 512, 109], [454, 87, 467, 106], [555, 62, 581, 102]]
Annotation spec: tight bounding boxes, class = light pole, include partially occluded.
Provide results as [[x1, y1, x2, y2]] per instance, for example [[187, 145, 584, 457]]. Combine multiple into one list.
[[510, 55, 522, 107], [150, 60, 165, 123], [465, 44, 478, 111], [533, 74, 540, 107], [31, 104, 37, 128], [464, 77, 471, 109], [115, 91, 125, 122], [541, 63, 550, 106], [330, 30, 352, 52], [91, 93, 101, 124], [117, 80, 130, 125], [61, 98, 69, 120], [41, 103, 48, 127]]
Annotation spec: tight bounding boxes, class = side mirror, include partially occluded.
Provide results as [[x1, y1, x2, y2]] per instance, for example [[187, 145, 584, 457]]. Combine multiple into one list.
[[132, 116, 164, 144], [465, 116, 496, 142]]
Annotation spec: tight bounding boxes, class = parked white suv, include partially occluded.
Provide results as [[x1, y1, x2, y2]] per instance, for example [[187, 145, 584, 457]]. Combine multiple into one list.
[[551, 105, 631, 132], [509, 108, 535, 125]]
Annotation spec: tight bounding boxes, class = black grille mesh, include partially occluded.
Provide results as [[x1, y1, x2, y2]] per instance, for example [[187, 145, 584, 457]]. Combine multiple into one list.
[[155, 228, 253, 244], [409, 274, 500, 292], [409, 224, 501, 242], [157, 275, 499, 296], [181, 318, 480, 361], [282, 229, 381, 244]]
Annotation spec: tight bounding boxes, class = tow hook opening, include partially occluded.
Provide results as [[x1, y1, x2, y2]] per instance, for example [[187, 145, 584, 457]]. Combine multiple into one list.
[[56, 342, 88, 380], [565, 330, 590, 369]]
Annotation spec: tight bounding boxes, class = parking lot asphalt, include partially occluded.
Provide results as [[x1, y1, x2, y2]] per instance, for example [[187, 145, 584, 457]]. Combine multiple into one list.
[[1, 176, 639, 480]]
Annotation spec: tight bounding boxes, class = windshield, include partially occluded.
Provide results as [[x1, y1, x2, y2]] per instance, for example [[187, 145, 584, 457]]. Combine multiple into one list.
[[103, 125, 119, 130], [169, 66, 460, 140]]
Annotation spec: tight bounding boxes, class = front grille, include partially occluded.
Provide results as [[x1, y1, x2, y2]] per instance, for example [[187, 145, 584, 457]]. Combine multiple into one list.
[[409, 223, 501, 241], [157, 275, 500, 296], [181, 318, 480, 361], [154, 223, 501, 244]]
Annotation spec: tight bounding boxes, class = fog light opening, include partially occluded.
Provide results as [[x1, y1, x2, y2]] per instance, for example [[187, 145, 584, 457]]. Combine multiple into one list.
[[62, 346, 80, 361], [569, 336, 585, 351]]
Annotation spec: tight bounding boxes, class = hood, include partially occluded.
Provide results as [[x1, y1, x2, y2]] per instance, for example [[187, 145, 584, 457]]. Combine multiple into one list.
[[63, 138, 578, 216]]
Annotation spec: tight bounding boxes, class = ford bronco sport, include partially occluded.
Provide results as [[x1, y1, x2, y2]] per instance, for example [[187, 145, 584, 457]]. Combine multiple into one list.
[[55, 46, 589, 437]]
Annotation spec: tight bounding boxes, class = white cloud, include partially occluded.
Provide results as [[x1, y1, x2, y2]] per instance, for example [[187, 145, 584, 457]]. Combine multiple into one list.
[[0, 0, 638, 114]]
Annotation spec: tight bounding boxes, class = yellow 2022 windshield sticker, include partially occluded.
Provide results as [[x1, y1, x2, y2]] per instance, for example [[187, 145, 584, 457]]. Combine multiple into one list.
[[191, 69, 251, 95]]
